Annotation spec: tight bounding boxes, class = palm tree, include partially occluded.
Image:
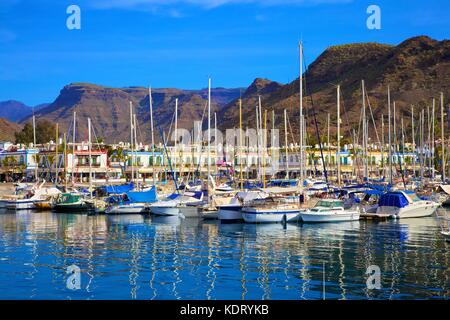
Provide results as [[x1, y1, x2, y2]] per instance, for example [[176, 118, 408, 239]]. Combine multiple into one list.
[[114, 147, 128, 180]]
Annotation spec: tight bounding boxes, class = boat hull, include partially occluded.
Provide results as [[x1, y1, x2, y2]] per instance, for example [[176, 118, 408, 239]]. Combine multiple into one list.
[[179, 206, 202, 218], [218, 206, 243, 222], [300, 211, 360, 223], [151, 206, 180, 216], [105, 204, 147, 215], [53, 203, 94, 213], [442, 231, 450, 242], [242, 209, 300, 223], [6, 199, 44, 210], [377, 202, 439, 219]]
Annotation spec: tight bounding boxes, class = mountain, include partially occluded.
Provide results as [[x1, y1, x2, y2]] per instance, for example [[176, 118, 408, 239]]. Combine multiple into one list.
[[0, 100, 50, 124], [22, 84, 243, 143], [14, 35, 450, 145], [220, 36, 450, 144], [218, 78, 284, 127], [0, 118, 22, 141], [0, 100, 33, 122]]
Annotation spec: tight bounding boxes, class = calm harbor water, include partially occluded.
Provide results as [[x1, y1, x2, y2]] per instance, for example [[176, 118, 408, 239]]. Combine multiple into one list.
[[0, 209, 448, 300]]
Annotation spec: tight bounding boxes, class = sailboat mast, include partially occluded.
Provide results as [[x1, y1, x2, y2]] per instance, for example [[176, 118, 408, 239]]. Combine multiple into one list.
[[64, 133, 67, 189], [388, 86, 392, 185], [441, 92, 445, 182], [214, 112, 218, 178], [207, 78, 211, 182], [239, 98, 243, 189], [421, 110, 425, 180], [284, 109, 289, 179], [411, 106, 415, 178], [133, 113, 138, 183], [32, 108, 38, 181], [263, 110, 267, 188], [432, 99, 435, 179], [362, 80, 368, 180], [256, 105, 260, 182], [88, 117, 92, 198], [175, 98, 178, 182], [149, 87, 156, 185], [272, 110, 275, 180], [55, 123, 59, 185], [72, 111, 76, 184], [401, 117, 405, 178], [337, 85, 341, 186], [327, 112, 330, 177], [299, 41, 304, 181], [129, 101, 134, 183], [381, 114, 385, 176]]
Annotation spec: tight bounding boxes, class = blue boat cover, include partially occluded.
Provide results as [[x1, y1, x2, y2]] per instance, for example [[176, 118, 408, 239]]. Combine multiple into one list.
[[364, 189, 384, 196], [102, 183, 135, 195], [378, 192, 409, 208], [126, 186, 157, 203]]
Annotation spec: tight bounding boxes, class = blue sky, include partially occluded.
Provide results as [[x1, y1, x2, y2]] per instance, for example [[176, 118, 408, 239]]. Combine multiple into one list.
[[0, 0, 449, 106]]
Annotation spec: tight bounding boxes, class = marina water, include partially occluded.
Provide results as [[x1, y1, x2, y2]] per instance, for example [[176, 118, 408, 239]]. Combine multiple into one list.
[[0, 210, 448, 299]]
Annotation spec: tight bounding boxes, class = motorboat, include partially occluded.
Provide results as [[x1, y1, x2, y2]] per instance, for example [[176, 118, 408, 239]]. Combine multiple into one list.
[[104, 194, 147, 215], [242, 196, 301, 223], [343, 188, 383, 213], [149, 191, 204, 217], [52, 192, 95, 212], [299, 199, 360, 223], [6, 182, 61, 210], [376, 190, 439, 219], [218, 190, 268, 222]]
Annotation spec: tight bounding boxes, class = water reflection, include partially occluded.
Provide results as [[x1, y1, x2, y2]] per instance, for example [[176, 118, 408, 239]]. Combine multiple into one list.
[[0, 211, 448, 299]]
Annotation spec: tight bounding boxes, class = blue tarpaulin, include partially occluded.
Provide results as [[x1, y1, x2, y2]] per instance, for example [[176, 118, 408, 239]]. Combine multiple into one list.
[[102, 183, 135, 195], [379, 192, 409, 208], [126, 186, 158, 203], [364, 189, 384, 196]]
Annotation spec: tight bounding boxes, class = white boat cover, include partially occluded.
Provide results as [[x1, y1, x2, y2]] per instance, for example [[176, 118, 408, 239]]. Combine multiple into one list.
[[439, 184, 450, 195]]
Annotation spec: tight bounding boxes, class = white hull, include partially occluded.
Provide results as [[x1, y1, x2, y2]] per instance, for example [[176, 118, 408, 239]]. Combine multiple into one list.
[[300, 211, 360, 223], [218, 208, 243, 221], [179, 206, 201, 218], [151, 206, 180, 216], [105, 204, 146, 214], [6, 199, 45, 210], [377, 202, 439, 219], [202, 210, 218, 220], [441, 231, 450, 242], [242, 209, 300, 223]]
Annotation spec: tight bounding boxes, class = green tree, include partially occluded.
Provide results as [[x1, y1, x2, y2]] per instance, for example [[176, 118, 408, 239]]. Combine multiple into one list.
[[15, 120, 57, 144]]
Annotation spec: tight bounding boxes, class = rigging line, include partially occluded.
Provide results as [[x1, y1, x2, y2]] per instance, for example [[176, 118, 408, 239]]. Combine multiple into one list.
[[286, 112, 296, 147], [302, 60, 319, 177], [302, 54, 329, 185], [195, 101, 209, 177], [163, 110, 176, 146], [364, 88, 381, 146]]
